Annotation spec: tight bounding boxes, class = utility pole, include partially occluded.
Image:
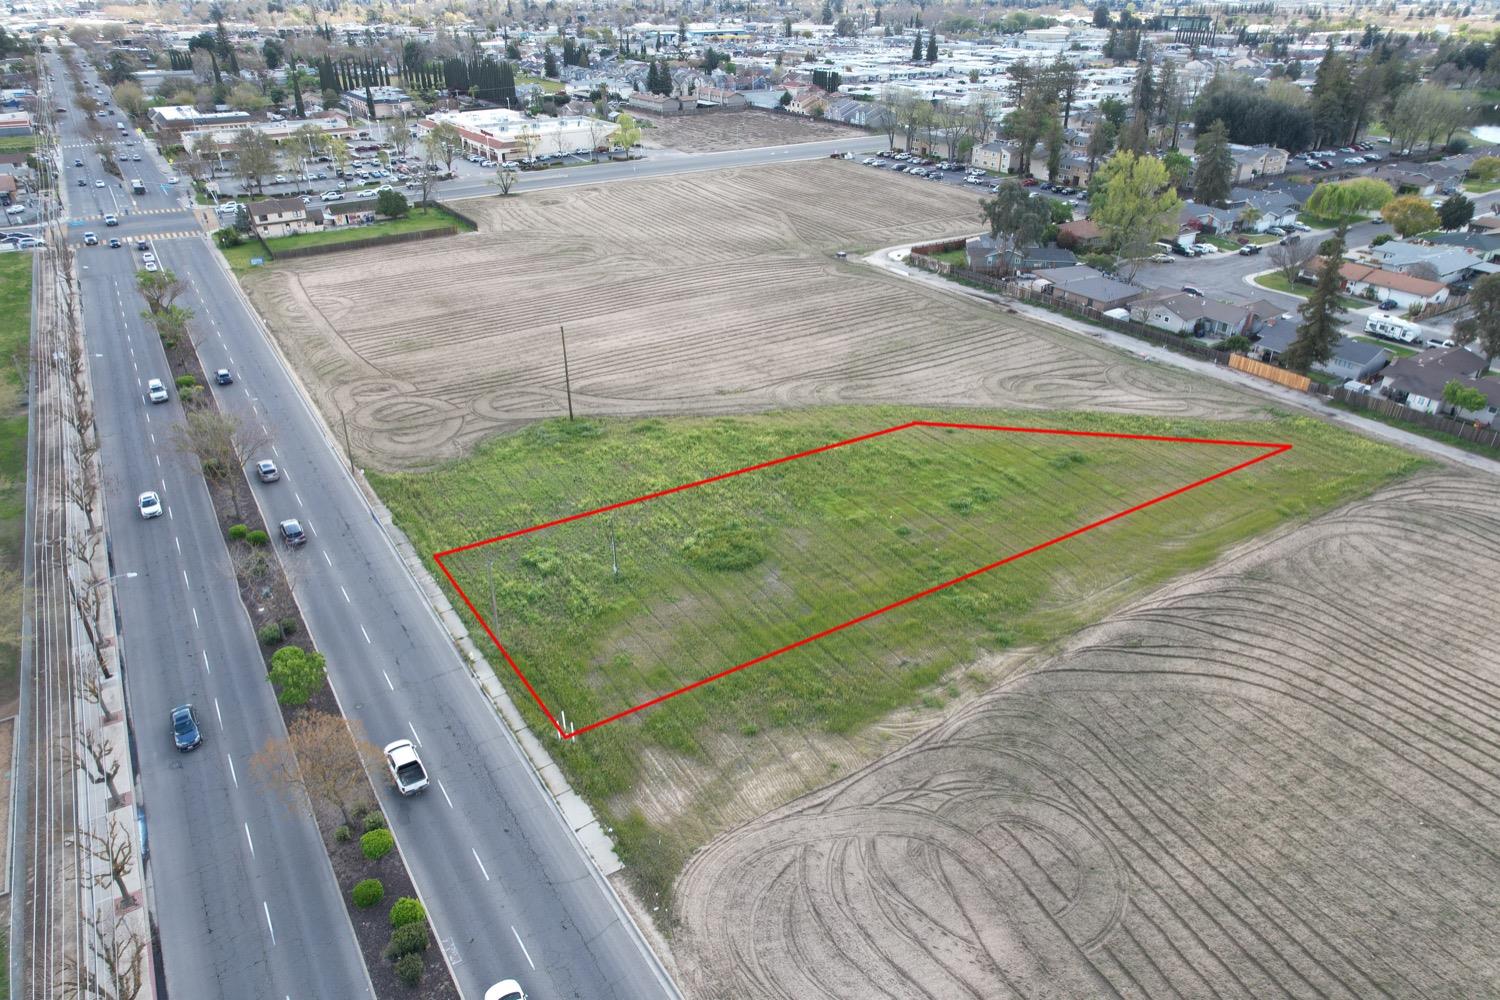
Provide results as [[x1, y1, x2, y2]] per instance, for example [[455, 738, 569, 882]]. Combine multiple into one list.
[[559, 323, 574, 421]]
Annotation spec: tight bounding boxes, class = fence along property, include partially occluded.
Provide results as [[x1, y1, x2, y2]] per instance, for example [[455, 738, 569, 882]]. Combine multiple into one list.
[[906, 244, 1499, 455]]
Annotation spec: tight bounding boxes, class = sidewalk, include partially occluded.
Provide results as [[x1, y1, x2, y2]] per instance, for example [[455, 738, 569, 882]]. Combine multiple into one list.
[[870, 244, 1498, 477]]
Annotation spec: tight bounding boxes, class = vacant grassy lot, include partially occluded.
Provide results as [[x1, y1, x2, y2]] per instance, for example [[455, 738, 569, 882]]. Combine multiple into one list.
[[1254, 271, 1365, 310], [0, 137, 34, 154], [372, 404, 1422, 916], [0, 253, 32, 713], [220, 207, 470, 272]]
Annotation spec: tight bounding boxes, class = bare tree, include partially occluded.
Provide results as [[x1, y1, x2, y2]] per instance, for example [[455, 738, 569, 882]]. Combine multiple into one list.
[[140, 302, 196, 350], [491, 166, 517, 197], [79, 667, 116, 722], [62, 909, 146, 1000], [67, 572, 112, 679], [81, 814, 137, 907], [251, 710, 379, 827], [135, 268, 187, 315], [71, 727, 126, 810], [61, 457, 103, 539], [1406, 261, 1441, 283], [171, 410, 269, 516], [1269, 239, 1319, 284]]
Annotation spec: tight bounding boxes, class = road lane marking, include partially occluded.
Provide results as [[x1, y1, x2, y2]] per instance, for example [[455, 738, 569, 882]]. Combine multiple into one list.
[[341, 586, 351, 603], [245, 822, 255, 856], [271, 444, 280, 457], [511, 926, 534, 969], [182, 569, 189, 589], [227, 755, 237, 787], [472, 848, 490, 881], [360, 624, 371, 644], [149, 432, 154, 444], [437, 780, 453, 809], [191, 607, 199, 628], [202, 650, 210, 674], [322, 550, 332, 567], [263, 902, 275, 945], [174, 536, 180, 553], [408, 721, 421, 745], [154, 454, 160, 467], [306, 520, 316, 536], [167, 506, 173, 521], [295, 491, 303, 508], [214, 697, 223, 728], [382, 669, 393, 690]]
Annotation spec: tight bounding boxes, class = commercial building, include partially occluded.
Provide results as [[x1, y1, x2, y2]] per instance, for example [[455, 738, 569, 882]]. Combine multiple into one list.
[[420, 108, 609, 161], [341, 86, 414, 120]]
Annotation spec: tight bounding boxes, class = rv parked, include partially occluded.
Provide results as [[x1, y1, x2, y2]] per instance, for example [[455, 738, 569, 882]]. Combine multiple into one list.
[[1364, 315, 1421, 344]]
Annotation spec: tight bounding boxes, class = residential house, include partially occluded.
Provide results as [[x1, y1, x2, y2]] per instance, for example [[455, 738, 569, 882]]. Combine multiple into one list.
[[628, 92, 696, 114], [693, 86, 748, 109], [972, 140, 1016, 174], [1029, 265, 1143, 311], [1179, 200, 1237, 240], [1226, 187, 1299, 232], [247, 197, 321, 238], [821, 97, 892, 129], [1254, 316, 1392, 381], [1228, 143, 1289, 182], [1056, 218, 1104, 249], [1364, 241, 1481, 285], [1379, 346, 1500, 424], [1369, 164, 1443, 197], [0, 174, 14, 207], [965, 237, 1077, 272], [787, 87, 828, 117], [1469, 214, 1500, 233], [1422, 230, 1500, 261], [1337, 260, 1451, 309], [1129, 290, 1265, 339]]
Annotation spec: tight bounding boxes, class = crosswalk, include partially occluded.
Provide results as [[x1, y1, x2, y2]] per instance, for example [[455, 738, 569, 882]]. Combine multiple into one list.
[[74, 207, 185, 221], [73, 230, 203, 246]]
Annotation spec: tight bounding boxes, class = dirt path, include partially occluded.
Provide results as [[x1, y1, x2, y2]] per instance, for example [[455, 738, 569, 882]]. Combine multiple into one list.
[[244, 161, 1261, 472], [676, 470, 1500, 999]]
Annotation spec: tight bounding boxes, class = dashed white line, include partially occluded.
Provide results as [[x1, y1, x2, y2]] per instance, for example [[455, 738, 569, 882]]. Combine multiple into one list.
[[154, 454, 160, 467], [437, 780, 453, 809], [511, 926, 534, 969], [227, 755, 238, 787], [307, 521, 317, 537], [271, 444, 280, 458], [408, 721, 422, 746], [295, 491, 303, 508], [201, 650, 211, 674], [191, 607, 199, 628], [244, 823, 255, 857], [472, 848, 490, 882], [382, 669, 393, 690], [263, 902, 275, 945], [181, 569, 189, 589], [321, 550, 332, 567], [341, 586, 351, 603], [174, 536, 180, 554], [214, 698, 223, 728], [360, 624, 371, 644]]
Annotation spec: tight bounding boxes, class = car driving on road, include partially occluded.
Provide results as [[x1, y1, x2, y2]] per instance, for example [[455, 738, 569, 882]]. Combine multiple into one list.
[[146, 378, 169, 403], [279, 519, 306, 546], [385, 740, 430, 795], [172, 704, 202, 751], [214, 368, 233, 385], [256, 460, 280, 482], [138, 491, 162, 518], [484, 981, 526, 1000]]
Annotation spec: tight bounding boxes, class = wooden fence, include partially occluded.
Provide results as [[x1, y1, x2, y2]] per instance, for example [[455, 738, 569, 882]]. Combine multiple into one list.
[[267, 225, 458, 260], [1324, 386, 1500, 449], [1229, 353, 1313, 391]]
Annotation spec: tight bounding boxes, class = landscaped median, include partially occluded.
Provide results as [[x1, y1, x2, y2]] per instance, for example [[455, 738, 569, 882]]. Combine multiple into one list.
[[136, 267, 458, 999]]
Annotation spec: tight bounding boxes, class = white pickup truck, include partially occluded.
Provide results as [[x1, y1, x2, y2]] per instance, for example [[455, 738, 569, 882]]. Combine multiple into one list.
[[384, 739, 429, 795]]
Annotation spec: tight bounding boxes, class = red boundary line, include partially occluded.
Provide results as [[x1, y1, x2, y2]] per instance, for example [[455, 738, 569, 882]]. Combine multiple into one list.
[[432, 421, 1292, 739]]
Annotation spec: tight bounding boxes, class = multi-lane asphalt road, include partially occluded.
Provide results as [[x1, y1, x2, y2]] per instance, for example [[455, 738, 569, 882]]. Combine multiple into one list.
[[47, 56, 680, 999]]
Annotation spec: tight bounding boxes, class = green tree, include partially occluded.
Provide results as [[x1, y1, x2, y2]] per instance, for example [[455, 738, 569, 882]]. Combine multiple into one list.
[[1303, 177, 1394, 221], [1284, 227, 1348, 373], [268, 646, 327, 706], [1454, 272, 1500, 375], [1093, 2, 1111, 27], [912, 32, 923, 62], [1441, 379, 1489, 413], [978, 181, 1051, 271], [112, 81, 147, 118], [1380, 194, 1441, 237], [1309, 44, 1353, 147], [1191, 119, 1235, 207], [228, 82, 270, 113], [610, 113, 641, 157], [376, 190, 409, 218], [543, 47, 558, 78], [135, 268, 186, 315], [926, 33, 938, 62], [424, 121, 462, 174], [1161, 149, 1191, 188], [231, 128, 276, 194], [1468, 155, 1500, 185], [1438, 193, 1475, 231], [1089, 150, 1183, 278]]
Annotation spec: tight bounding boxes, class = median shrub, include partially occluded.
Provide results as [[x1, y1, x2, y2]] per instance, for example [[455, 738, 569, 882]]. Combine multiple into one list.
[[393, 953, 423, 987], [257, 622, 287, 646], [246, 529, 269, 546], [389, 897, 425, 929], [352, 878, 384, 908], [279, 617, 298, 636], [333, 824, 352, 843], [228, 523, 248, 540], [360, 828, 395, 861], [363, 811, 386, 832], [382, 922, 429, 961], [175, 374, 198, 390], [268, 645, 327, 706]]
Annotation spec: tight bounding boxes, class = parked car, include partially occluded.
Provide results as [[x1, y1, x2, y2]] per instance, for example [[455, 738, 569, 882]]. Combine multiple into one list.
[[138, 491, 162, 518], [1279, 234, 1301, 245], [1149, 253, 1174, 263], [146, 378, 169, 403], [1266, 226, 1287, 237], [279, 519, 307, 546], [1425, 337, 1456, 350], [1379, 299, 1399, 310], [385, 739, 430, 794], [1237, 244, 1262, 255], [94, 179, 105, 188], [1181, 285, 1204, 297], [321, 190, 343, 201], [256, 460, 280, 482], [171, 704, 202, 752], [135, 239, 148, 251]]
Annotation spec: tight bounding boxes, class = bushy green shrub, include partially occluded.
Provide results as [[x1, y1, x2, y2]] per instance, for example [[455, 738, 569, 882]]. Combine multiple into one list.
[[278, 617, 298, 637], [246, 529, 269, 546], [388, 897, 425, 929], [382, 922, 429, 961], [393, 953, 423, 987], [257, 622, 286, 646], [352, 878, 384, 908], [363, 811, 386, 832], [175, 374, 198, 389], [268, 646, 327, 706], [361, 828, 395, 860], [228, 523, 248, 540], [333, 824, 351, 843]]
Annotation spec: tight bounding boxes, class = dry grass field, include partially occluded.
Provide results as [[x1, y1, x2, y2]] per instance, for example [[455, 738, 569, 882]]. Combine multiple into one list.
[[677, 470, 1500, 1000], [243, 160, 1258, 472], [635, 108, 860, 153]]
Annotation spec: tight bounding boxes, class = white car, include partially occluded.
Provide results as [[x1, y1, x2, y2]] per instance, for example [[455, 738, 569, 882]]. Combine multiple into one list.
[[94, 179, 105, 188], [215, 202, 239, 216], [141, 252, 156, 264], [146, 378, 169, 403], [321, 191, 343, 201], [138, 491, 162, 518], [384, 739, 429, 795], [274, 174, 288, 184], [166, 175, 179, 184], [484, 981, 526, 1000], [144, 261, 158, 272]]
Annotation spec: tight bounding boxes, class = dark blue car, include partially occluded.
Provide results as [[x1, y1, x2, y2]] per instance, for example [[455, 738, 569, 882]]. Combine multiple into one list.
[[172, 704, 201, 752]]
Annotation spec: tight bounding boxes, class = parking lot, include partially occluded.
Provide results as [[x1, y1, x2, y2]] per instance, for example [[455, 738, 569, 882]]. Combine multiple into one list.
[[858, 150, 1086, 214]]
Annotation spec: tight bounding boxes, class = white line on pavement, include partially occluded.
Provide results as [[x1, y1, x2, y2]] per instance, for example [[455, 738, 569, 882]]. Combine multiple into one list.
[[295, 491, 303, 508], [360, 624, 371, 643], [244, 823, 255, 857], [321, 550, 332, 567], [202, 650, 210, 674], [408, 721, 421, 746], [214, 698, 223, 728], [341, 586, 351, 603], [382, 669, 393, 690], [191, 607, 199, 628], [472, 848, 490, 881], [437, 780, 453, 809], [511, 926, 535, 969], [181, 569, 189, 589], [227, 755, 237, 787], [174, 536, 180, 553], [263, 902, 275, 945]]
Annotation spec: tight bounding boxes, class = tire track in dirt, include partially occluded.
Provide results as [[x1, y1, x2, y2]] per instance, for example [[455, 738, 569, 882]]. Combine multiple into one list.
[[676, 471, 1500, 1000]]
